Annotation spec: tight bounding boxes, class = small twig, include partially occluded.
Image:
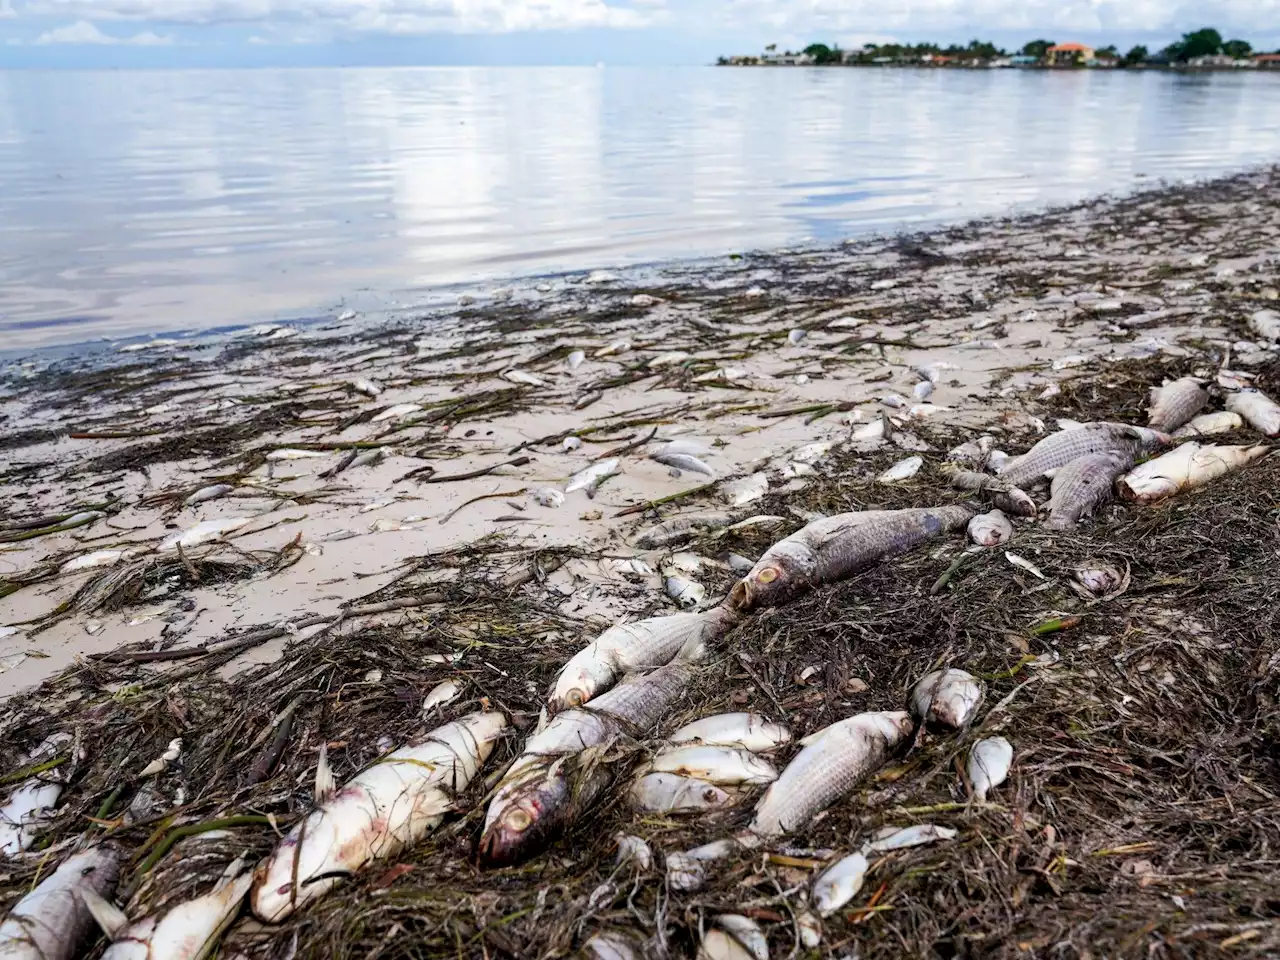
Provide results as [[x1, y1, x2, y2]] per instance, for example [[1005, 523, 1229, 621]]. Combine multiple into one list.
[[612, 483, 718, 518], [930, 553, 971, 596], [440, 489, 527, 525], [0, 755, 67, 786], [593, 428, 657, 461]]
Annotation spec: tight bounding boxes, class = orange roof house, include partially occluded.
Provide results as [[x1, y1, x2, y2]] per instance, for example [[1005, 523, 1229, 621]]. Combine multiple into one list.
[[1046, 42, 1094, 65]]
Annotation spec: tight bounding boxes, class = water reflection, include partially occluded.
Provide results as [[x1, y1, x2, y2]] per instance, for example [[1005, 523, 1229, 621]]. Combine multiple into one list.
[[0, 66, 1277, 347]]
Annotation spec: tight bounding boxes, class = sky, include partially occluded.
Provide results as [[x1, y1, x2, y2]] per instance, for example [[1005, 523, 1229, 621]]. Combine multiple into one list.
[[0, 1, 1276, 68]]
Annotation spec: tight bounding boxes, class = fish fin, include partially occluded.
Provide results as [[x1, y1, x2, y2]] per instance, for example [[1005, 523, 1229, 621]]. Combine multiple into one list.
[[80, 887, 130, 940], [314, 743, 336, 805]]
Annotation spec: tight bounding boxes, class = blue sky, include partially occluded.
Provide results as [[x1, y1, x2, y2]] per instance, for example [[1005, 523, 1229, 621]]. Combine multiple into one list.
[[0, 1, 1276, 68]]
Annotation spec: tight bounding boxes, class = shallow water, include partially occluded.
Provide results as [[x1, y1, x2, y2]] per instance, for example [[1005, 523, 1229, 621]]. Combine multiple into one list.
[[1, 65, 1278, 348]]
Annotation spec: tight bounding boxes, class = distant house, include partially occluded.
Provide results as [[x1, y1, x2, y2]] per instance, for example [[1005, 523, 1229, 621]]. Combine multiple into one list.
[[777, 52, 815, 65], [1255, 53, 1280, 69], [1009, 54, 1040, 66], [1046, 42, 1094, 66], [989, 56, 1013, 68], [1187, 53, 1237, 68]]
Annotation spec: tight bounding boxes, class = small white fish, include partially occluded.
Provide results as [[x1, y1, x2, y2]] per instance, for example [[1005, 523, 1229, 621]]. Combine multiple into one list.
[[852, 419, 886, 442], [877, 456, 922, 484], [812, 851, 869, 916], [797, 910, 822, 949], [862, 823, 957, 854], [60, 549, 128, 574], [0, 778, 62, 854], [649, 351, 690, 368], [531, 487, 565, 508], [266, 448, 328, 461], [595, 340, 631, 358], [1250, 308, 1280, 342], [183, 484, 234, 507], [702, 915, 768, 960], [915, 362, 952, 384], [790, 441, 834, 465], [646, 745, 778, 786], [371, 403, 422, 423], [669, 713, 791, 752], [692, 366, 746, 383], [1039, 383, 1062, 400], [652, 452, 716, 477], [1172, 411, 1244, 438], [566, 458, 619, 494], [422, 679, 462, 715], [880, 393, 908, 409], [504, 369, 546, 387], [1217, 368, 1255, 390], [628, 772, 737, 814], [665, 576, 705, 608], [719, 472, 769, 506], [968, 737, 1013, 801], [352, 378, 383, 397], [663, 552, 706, 575], [562, 436, 583, 452], [631, 294, 662, 307], [909, 669, 984, 729], [787, 328, 807, 345], [913, 380, 934, 401], [1052, 355, 1089, 371], [967, 510, 1013, 547], [870, 278, 897, 291], [567, 350, 586, 371], [158, 518, 251, 552], [986, 449, 1011, 472], [1226, 390, 1280, 436], [908, 403, 945, 419], [1005, 551, 1046, 580], [1074, 562, 1126, 596], [614, 833, 653, 870], [584, 931, 644, 960]]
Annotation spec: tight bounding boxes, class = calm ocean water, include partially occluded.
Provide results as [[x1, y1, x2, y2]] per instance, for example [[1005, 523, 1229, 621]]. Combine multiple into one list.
[[1, 66, 1278, 348]]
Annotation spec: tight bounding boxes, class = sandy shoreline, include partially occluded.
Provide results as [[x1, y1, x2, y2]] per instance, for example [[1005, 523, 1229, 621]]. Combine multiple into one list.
[[2, 165, 1279, 958]]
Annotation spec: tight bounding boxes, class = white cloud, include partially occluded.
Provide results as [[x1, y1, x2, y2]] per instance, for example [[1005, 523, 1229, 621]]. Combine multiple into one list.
[[0, 0, 15, 19], [34, 18, 173, 42]]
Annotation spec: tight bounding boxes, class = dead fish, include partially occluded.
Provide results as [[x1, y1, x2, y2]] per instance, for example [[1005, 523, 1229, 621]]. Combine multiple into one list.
[[1039, 383, 1062, 400], [1005, 551, 1046, 580], [634, 513, 733, 549], [422, 679, 462, 715], [729, 506, 975, 612], [649, 350, 690, 368], [877, 456, 922, 484], [1147, 377, 1208, 432], [530, 487, 565, 508], [183, 484, 234, 507], [812, 851, 869, 917], [371, 403, 422, 423], [547, 609, 737, 716], [1226, 390, 1280, 436], [908, 669, 984, 729], [85, 868, 252, 960], [986, 450, 1011, 472], [1116, 442, 1269, 502], [669, 713, 791, 752], [480, 660, 694, 866], [266, 448, 328, 460], [852, 418, 886, 442], [968, 737, 1013, 801], [912, 380, 934, 401], [584, 930, 645, 960], [251, 712, 506, 921], [863, 823, 957, 854], [940, 465, 1036, 518], [566, 458, 619, 494], [947, 436, 994, 467], [1172, 411, 1243, 438], [350, 449, 385, 470], [967, 509, 1013, 547], [693, 366, 746, 383], [879, 393, 908, 409], [567, 350, 586, 371], [645, 745, 777, 786], [700, 916, 768, 960], [1044, 451, 1132, 530], [158, 517, 250, 552], [628, 772, 737, 813], [575, 391, 603, 409], [747, 711, 913, 839], [719, 472, 769, 506], [595, 340, 631, 358], [351, 378, 383, 397], [1250, 308, 1280, 342], [997, 422, 1170, 487], [504, 369, 546, 387], [60, 549, 129, 574], [651, 452, 716, 477], [614, 834, 653, 870], [0, 848, 121, 960], [1074, 562, 1126, 596]]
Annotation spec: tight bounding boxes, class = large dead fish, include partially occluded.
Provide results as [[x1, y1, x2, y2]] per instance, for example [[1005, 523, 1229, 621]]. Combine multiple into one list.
[[908, 669, 984, 729], [0, 848, 120, 960], [1044, 451, 1132, 530], [941, 465, 1036, 517], [669, 713, 791, 752], [251, 711, 506, 921], [480, 660, 693, 866], [996, 422, 1170, 488], [1226, 390, 1280, 437], [1172, 411, 1243, 439], [1147, 377, 1208, 432], [728, 507, 974, 611], [1116, 442, 1269, 503], [550, 606, 737, 710]]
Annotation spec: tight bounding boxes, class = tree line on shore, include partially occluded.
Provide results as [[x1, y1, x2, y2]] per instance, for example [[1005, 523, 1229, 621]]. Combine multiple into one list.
[[719, 28, 1272, 67]]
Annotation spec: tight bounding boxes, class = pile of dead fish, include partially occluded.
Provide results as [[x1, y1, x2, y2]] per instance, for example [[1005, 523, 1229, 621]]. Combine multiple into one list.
[[2, 375, 1276, 960]]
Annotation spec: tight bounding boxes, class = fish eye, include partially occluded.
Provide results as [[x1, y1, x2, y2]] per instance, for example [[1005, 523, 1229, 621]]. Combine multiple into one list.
[[756, 567, 778, 584], [505, 808, 532, 832], [565, 689, 586, 707]]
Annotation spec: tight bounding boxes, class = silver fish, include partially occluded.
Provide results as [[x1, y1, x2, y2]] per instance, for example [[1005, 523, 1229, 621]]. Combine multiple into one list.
[[584, 930, 644, 960], [912, 380, 935, 401], [940, 465, 1037, 517], [0, 848, 120, 960], [351, 378, 383, 397], [566, 458, 619, 494], [1147, 377, 1208, 432], [748, 711, 913, 839], [481, 660, 694, 866], [183, 484, 234, 507], [370, 403, 422, 423], [700, 916, 768, 960], [967, 509, 1013, 547], [1116, 442, 1269, 502], [877, 456, 923, 484], [1172, 411, 1243, 438], [652, 452, 716, 477], [628, 772, 737, 813], [947, 436, 994, 467], [1226, 390, 1280, 436], [614, 834, 653, 870], [997, 422, 1170, 487], [1044, 451, 1132, 530], [550, 607, 737, 710], [567, 350, 586, 371], [862, 823, 957, 853], [719, 473, 769, 506], [669, 713, 791, 752], [644, 745, 777, 785], [729, 506, 974, 611], [1074, 562, 1126, 597], [1250, 308, 1280, 342], [634, 513, 733, 549], [812, 851, 869, 916], [665, 576, 705, 607], [252, 712, 506, 921], [967, 737, 1013, 801], [908, 669, 984, 729], [788, 328, 807, 345]]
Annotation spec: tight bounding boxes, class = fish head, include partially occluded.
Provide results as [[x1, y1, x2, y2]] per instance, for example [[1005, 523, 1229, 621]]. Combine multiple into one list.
[[478, 763, 570, 867], [727, 541, 817, 611], [550, 656, 615, 712], [1129, 426, 1173, 451], [863, 710, 915, 746]]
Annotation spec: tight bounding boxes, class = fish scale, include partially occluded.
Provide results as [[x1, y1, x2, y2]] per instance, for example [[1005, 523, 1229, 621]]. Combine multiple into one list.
[[1148, 378, 1208, 432], [1045, 451, 1132, 530], [997, 422, 1166, 487]]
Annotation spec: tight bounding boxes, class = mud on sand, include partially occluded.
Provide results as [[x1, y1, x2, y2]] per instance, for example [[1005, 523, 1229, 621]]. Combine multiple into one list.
[[1, 166, 1279, 957]]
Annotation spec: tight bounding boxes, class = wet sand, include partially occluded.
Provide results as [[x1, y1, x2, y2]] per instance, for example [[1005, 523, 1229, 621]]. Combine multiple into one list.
[[2, 165, 1278, 698]]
